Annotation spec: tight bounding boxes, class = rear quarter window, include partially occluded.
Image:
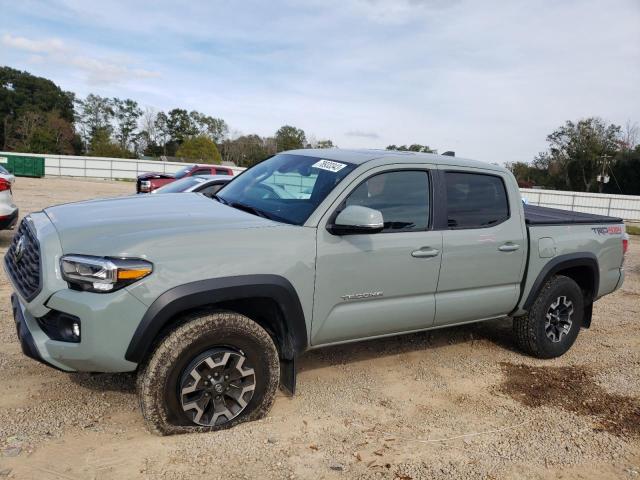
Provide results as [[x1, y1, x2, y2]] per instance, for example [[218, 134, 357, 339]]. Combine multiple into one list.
[[445, 172, 509, 229]]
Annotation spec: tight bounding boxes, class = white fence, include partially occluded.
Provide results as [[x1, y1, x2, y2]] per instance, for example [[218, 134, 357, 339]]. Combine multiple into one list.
[[520, 188, 640, 222], [3, 152, 640, 221], [1, 152, 245, 179]]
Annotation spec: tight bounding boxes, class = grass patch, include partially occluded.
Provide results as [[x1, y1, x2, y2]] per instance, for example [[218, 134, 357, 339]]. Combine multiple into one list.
[[626, 224, 640, 236]]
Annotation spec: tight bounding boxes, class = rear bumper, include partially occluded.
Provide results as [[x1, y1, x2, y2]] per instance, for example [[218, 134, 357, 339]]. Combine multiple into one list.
[[0, 208, 18, 230]]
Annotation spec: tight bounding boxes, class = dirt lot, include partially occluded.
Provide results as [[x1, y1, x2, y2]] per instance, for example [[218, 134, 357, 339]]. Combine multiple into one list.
[[0, 177, 638, 480]]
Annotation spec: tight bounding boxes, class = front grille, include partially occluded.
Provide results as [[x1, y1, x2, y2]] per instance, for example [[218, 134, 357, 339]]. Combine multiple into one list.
[[4, 218, 42, 302]]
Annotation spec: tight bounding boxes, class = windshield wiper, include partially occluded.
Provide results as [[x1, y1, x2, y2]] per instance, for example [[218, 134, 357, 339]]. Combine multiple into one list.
[[229, 202, 272, 220]]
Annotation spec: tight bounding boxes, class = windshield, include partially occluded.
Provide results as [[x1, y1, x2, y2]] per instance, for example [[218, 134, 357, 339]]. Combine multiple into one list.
[[154, 176, 208, 193], [174, 165, 195, 179], [217, 154, 356, 225]]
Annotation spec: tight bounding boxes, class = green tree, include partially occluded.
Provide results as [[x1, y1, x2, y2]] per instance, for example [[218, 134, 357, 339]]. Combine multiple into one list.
[[219, 134, 273, 167], [386, 144, 436, 153], [606, 144, 640, 195], [10, 110, 76, 154], [506, 161, 553, 188], [75, 94, 114, 152], [316, 139, 336, 149], [88, 126, 133, 158], [189, 111, 228, 143], [112, 98, 142, 151], [535, 118, 621, 192], [0, 66, 75, 150], [176, 135, 222, 164], [167, 108, 197, 144], [275, 125, 306, 151], [153, 111, 171, 156]]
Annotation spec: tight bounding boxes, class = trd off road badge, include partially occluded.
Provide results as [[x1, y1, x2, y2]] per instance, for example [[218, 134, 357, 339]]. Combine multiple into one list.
[[592, 226, 623, 236]]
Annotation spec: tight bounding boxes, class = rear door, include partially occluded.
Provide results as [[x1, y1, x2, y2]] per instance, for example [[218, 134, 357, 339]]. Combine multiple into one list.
[[312, 167, 443, 345], [435, 168, 526, 325]]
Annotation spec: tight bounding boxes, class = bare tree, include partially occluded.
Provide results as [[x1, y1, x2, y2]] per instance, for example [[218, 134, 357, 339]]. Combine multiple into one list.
[[621, 120, 639, 151]]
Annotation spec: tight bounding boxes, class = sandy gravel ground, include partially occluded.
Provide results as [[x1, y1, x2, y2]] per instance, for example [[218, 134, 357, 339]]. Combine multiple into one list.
[[0, 177, 638, 480]]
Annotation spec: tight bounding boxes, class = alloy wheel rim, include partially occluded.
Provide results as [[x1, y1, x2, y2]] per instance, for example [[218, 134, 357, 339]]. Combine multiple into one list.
[[544, 295, 574, 343], [180, 348, 256, 427]]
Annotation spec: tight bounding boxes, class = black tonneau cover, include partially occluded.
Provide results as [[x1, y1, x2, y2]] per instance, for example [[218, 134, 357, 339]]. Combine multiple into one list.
[[524, 204, 623, 226]]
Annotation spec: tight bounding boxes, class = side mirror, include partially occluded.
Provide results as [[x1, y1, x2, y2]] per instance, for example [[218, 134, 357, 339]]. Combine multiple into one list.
[[329, 205, 384, 235]]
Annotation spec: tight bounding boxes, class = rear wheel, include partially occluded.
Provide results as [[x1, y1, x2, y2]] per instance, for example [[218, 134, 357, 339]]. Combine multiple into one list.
[[513, 275, 584, 359], [137, 310, 280, 435]]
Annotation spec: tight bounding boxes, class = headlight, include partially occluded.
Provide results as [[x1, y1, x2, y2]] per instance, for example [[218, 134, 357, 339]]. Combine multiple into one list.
[[60, 255, 152, 293]]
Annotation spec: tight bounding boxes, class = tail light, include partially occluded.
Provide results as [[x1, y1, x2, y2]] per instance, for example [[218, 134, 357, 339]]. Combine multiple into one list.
[[623, 234, 629, 256], [0, 178, 11, 192]]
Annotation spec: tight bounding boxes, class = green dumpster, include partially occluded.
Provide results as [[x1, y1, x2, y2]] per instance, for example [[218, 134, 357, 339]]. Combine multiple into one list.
[[0, 154, 45, 177]]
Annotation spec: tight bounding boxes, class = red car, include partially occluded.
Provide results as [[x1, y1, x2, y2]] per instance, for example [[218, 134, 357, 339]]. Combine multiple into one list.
[[136, 164, 234, 193]]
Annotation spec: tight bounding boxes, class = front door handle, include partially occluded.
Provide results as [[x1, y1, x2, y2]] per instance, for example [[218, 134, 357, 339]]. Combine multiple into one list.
[[498, 243, 520, 252], [411, 247, 440, 258]]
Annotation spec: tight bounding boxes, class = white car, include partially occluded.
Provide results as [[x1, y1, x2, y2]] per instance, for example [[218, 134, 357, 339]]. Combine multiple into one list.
[[0, 166, 17, 230], [151, 175, 232, 198]]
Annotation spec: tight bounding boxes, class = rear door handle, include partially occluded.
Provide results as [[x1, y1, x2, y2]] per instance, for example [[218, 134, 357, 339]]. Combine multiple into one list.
[[411, 247, 440, 258], [498, 243, 520, 252]]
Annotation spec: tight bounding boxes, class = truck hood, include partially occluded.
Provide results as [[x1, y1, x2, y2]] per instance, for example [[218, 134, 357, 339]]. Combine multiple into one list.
[[137, 172, 174, 180], [44, 193, 280, 255]]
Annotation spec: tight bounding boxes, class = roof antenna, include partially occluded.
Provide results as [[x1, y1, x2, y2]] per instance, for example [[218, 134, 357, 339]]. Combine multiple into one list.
[[442, 151, 455, 157]]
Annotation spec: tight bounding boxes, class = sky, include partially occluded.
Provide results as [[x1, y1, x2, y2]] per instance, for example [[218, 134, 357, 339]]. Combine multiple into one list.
[[1, 0, 639, 164]]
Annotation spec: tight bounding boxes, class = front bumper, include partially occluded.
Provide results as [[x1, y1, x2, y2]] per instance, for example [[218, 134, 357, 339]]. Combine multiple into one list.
[[0, 208, 18, 230], [11, 294, 66, 371], [11, 288, 147, 373]]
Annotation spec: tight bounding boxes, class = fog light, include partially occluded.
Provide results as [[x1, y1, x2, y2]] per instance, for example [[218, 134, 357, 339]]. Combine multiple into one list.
[[35, 311, 81, 343]]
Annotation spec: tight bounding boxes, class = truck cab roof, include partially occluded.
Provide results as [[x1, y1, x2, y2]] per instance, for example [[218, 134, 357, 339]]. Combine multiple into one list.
[[284, 148, 507, 173]]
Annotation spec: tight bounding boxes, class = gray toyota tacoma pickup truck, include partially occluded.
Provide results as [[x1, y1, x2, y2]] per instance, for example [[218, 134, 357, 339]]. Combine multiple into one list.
[[5, 149, 626, 435]]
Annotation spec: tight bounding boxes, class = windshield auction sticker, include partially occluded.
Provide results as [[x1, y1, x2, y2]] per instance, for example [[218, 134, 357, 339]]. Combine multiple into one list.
[[312, 159, 347, 173]]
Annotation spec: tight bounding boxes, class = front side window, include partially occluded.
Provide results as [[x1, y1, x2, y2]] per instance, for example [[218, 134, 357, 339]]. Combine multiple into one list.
[[217, 154, 357, 225], [343, 170, 430, 232], [445, 172, 509, 228]]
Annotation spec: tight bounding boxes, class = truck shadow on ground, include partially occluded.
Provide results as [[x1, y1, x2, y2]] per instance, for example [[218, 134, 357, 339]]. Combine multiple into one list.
[[297, 317, 518, 374], [67, 318, 519, 393], [69, 371, 136, 393]]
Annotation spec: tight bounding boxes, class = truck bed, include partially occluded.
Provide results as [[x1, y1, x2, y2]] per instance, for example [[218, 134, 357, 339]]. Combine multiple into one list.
[[524, 204, 623, 226]]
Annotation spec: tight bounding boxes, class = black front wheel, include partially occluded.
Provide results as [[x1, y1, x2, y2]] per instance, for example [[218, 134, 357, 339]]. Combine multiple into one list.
[[137, 311, 280, 435], [513, 275, 584, 359]]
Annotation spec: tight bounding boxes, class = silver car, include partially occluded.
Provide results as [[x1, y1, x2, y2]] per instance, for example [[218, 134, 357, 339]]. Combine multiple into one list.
[[151, 175, 232, 198], [0, 165, 18, 230]]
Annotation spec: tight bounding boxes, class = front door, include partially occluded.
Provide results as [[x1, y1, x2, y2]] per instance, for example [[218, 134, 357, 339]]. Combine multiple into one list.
[[435, 168, 527, 325], [312, 168, 443, 345]]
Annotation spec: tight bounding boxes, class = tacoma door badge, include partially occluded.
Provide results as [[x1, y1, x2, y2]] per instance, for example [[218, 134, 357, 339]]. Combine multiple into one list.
[[341, 291, 383, 301]]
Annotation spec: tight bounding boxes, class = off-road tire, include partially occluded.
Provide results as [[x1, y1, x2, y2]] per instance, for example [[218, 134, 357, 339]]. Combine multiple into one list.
[[137, 310, 280, 435], [513, 275, 584, 359]]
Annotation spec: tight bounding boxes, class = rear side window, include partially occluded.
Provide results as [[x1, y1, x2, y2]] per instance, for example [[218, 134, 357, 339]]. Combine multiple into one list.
[[445, 172, 509, 228], [214, 169, 231, 175], [344, 170, 430, 232]]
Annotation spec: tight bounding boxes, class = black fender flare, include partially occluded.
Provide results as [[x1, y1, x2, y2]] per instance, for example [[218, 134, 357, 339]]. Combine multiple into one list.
[[522, 252, 599, 311], [125, 275, 308, 367]]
